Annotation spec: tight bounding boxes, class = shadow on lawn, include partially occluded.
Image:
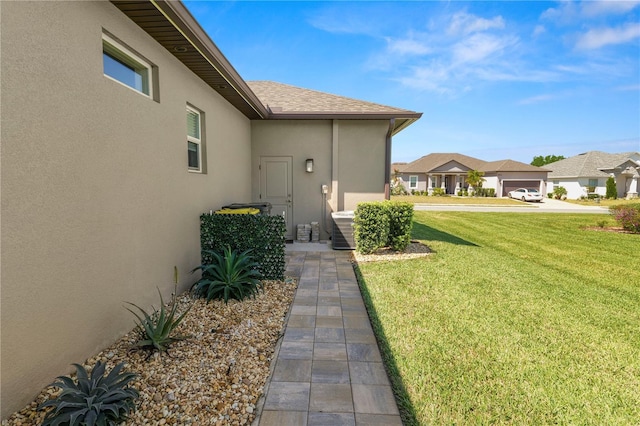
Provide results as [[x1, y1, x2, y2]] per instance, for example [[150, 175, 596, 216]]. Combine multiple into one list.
[[412, 222, 479, 247], [351, 262, 419, 426]]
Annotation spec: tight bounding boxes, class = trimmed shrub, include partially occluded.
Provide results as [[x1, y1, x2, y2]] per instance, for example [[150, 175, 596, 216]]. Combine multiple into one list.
[[386, 201, 414, 251], [200, 213, 285, 280], [475, 188, 496, 197], [606, 176, 617, 199], [354, 202, 389, 254], [610, 204, 640, 233], [432, 188, 446, 196], [354, 201, 414, 253]]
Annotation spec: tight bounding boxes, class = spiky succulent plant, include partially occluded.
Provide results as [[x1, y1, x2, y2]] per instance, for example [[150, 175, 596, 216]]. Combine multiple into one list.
[[191, 246, 263, 304], [125, 288, 191, 353], [38, 361, 138, 426]]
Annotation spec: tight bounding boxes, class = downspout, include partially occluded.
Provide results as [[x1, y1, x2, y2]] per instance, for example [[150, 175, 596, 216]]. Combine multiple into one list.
[[384, 119, 395, 200]]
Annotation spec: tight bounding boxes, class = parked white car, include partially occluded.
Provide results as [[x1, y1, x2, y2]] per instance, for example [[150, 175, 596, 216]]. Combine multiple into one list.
[[508, 188, 543, 202]]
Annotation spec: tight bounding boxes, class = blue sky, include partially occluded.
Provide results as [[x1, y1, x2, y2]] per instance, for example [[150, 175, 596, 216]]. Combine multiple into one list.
[[184, 1, 640, 164]]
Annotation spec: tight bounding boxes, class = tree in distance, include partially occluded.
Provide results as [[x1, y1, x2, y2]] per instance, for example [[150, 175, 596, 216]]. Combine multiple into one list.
[[531, 155, 565, 166]]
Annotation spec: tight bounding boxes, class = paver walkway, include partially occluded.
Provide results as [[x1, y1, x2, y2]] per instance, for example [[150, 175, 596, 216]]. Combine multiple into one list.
[[254, 250, 402, 426]]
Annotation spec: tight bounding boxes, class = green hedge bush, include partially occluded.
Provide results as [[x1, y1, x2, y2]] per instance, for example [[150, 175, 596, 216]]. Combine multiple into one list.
[[386, 201, 414, 251], [200, 213, 285, 280], [354, 201, 414, 254], [353, 202, 389, 254], [475, 188, 496, 197]]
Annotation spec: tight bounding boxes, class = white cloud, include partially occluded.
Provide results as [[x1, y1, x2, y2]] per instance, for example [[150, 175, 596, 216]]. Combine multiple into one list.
[[452, 33, 518, 64], [533, 25, 546, 37], [517, 94, 556, 105], [581, 1, 640, 18], [387, 38, 432, 56], [542, 0, 640, 22], [615, 84, 640, 91], [576, 22, 640, 49], [448, 11, 505, 36]]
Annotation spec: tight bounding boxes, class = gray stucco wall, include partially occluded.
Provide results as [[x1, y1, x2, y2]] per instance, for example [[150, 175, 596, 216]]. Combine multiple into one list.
[[251, 119, 389, 240], [1, 1, 252, 417]]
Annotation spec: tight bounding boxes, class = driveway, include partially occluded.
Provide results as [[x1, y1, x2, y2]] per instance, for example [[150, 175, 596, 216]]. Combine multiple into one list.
[[414, 198, 609, 214]]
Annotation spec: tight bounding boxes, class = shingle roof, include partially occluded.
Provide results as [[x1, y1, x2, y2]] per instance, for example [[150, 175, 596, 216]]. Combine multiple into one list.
[[546, 151, 639, 178], [400, 153, 543, 173], [480, 159, 549, 173], [247, 81, 418, 115], [401, 153, 486, 173], [391, 162, 408, 172]]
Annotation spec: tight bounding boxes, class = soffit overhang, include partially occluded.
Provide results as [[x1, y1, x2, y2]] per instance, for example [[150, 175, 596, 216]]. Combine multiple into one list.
[[266, 113, 421, 134], [110, 0, 268, 119]]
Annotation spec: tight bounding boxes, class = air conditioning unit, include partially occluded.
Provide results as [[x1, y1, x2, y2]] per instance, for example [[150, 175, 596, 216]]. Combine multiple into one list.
[[331, 211, 355, 250]]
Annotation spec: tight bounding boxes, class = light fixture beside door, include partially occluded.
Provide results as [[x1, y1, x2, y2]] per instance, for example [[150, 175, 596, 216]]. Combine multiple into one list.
[[306, 158, 314, 173]]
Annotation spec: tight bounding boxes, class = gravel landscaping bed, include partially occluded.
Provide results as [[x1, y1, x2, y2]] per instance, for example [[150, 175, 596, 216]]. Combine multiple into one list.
[[3, 280, 297, 426], [352, 241, 431, 262]]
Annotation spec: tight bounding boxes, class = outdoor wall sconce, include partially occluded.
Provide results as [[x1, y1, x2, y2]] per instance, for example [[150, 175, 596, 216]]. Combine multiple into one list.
[[306, 158, 314, 173]]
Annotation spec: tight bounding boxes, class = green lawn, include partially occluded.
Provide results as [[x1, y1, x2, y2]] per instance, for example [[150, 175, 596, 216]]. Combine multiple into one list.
[[392, 195, 532, 206], [565, 198, 640, 207], [356, 212, 640, 425]]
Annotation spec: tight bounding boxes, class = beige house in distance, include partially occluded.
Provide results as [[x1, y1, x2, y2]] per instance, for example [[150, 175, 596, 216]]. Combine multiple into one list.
[[545, 151, 640, 199], [397, 153, 549, 196], [0, 0, 421, 417]]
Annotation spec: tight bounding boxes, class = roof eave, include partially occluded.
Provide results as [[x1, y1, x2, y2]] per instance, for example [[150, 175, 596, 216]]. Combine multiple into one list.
[[111, 0, 269, 119], [267, 111, 422, 119], [267, 112, 421, 133]]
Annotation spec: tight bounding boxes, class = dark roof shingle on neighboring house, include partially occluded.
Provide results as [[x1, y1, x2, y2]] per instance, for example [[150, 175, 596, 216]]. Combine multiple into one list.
[[546, 151, 639, 178], [399, 153, 544, 174], [401, 153, 486, 173], [480, 159, 549, 173]]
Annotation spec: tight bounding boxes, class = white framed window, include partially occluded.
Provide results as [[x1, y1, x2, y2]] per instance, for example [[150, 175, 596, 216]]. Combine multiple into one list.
[[102, 33, 153, 98], [409, 175, 418, 189], [187, 106, 204, 172], [588, 178, 598, 188]]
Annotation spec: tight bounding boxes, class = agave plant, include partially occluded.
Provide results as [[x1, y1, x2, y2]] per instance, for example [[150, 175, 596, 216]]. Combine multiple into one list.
[[191, 246, 263, 303], [125, 288, 191, 352], [39, 361, 138, 426]]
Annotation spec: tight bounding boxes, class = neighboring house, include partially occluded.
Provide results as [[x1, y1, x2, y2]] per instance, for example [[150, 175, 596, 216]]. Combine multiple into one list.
[[0, 0, 420, 417], [545, 151, 640, 199], [397, 153, 548, 196]]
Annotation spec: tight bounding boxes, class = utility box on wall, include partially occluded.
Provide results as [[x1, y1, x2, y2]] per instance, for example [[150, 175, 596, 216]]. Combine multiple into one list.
[[331, 211, 355, 250]]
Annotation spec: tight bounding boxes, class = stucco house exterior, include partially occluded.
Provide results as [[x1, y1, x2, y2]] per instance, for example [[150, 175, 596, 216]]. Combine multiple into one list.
[[545, 151, 640, 199], [0, 0, 420, 417], [396, 153, 549, 196]]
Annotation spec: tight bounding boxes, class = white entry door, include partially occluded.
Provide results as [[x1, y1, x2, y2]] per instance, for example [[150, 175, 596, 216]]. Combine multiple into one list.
[[260, 156, 293, 240]]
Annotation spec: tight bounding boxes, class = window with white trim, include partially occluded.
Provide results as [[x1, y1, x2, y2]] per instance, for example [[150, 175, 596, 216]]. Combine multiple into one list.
[[102, 33, 153, 98], [409, 175, 418, 189], [588, 178, 598, 188], [187, 106, 204, 172]]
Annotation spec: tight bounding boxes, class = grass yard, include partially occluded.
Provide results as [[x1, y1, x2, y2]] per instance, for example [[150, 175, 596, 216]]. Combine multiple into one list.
[[391, 195, 530, 206], [356, 212, 640, 425], [565, 198, 640, 207]]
